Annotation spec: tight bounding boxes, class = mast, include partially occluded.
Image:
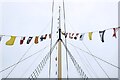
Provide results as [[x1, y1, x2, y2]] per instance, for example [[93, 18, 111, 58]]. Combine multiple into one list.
[[58, 6, 62, 80]]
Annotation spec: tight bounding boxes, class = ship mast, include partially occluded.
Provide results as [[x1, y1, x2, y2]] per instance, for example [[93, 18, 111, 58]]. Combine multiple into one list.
[[58, 6, 62, 80]]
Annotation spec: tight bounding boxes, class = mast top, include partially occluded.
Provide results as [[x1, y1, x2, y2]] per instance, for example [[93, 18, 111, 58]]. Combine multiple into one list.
[[58, 6, 61, 40]]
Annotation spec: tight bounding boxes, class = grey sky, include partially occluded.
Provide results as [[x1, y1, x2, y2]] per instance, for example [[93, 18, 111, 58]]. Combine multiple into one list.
[[0, 0, 119, 79]]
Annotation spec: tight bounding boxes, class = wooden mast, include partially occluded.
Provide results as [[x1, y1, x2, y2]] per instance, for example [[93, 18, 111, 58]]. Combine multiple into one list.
[[58, 6, 62, 80]]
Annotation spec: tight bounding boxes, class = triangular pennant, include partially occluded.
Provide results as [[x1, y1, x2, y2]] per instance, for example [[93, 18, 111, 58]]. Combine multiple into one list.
[[74, 33, 79, 40], [0, 35, 3, 42], [34, 36, 39, 44], [6, 36, 16, 46], [112, 28, 118, 38], [80, 33, 85, 41], [88, 32, 93, 40], [27, 37, 33, 44], [99, 30, 105, 42], [20, 37, 25, 45]]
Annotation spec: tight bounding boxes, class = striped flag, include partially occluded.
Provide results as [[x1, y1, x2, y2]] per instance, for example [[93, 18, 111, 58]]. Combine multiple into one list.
[[99, 30, 106, 42]]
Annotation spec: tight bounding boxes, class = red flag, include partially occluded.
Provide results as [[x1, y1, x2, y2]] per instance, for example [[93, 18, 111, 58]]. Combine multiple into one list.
[[43, 34, 47, 39], [112, 28, 117, 38]]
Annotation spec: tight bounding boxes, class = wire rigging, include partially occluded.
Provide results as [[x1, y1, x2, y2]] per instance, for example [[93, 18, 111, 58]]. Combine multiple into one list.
[[20, 44, 48, 78], [28, 40, 58, 79], [0, 45, 49, 74], [69, 43, 100, 78], [2, 1, 118, 79], [49, 0, 54, 78], [64, 15, 100, 79], [63, 0, 69, 79], [3, 44, 34, 80], [81, 41, 111, 80], [71, 45, 93, 78], [62, 40, 88, 79], [2, 12, 53, 78], [68, 42, 120, 70]]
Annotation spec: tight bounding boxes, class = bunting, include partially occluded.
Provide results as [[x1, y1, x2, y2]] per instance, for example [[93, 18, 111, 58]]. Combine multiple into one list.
[[43, 34, 47, 39], [34, 36, 39, 44], [80, 33, 85, 41], [40, 34, 48, 41], [69, 33, 74, 39], [88, 32, 93, 40], [0, 26, 119, 46], [61, 26, 119, 42], [40, 35, 44, 41], [112, 28, 118, 38], [74, 33, 79, 40], [65, 33, 68, 38], [62, 32, 65, 35], [20, 37, 25, 45], [6, 36, 16, 46], [27, 37, 33, 44], [99, 30, 106, 42]]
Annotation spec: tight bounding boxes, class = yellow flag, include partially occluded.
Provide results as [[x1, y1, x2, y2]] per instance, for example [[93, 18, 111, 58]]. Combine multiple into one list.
[[6, 36, 16, 46], [88, 32, 93, 40]]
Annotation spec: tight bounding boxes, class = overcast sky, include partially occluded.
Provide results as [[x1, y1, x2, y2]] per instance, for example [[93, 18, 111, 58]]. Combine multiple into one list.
[[0, 0, 119, 79]]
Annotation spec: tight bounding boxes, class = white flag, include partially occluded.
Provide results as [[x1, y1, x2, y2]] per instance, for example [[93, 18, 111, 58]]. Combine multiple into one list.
[[80, 33, 85, 41]]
